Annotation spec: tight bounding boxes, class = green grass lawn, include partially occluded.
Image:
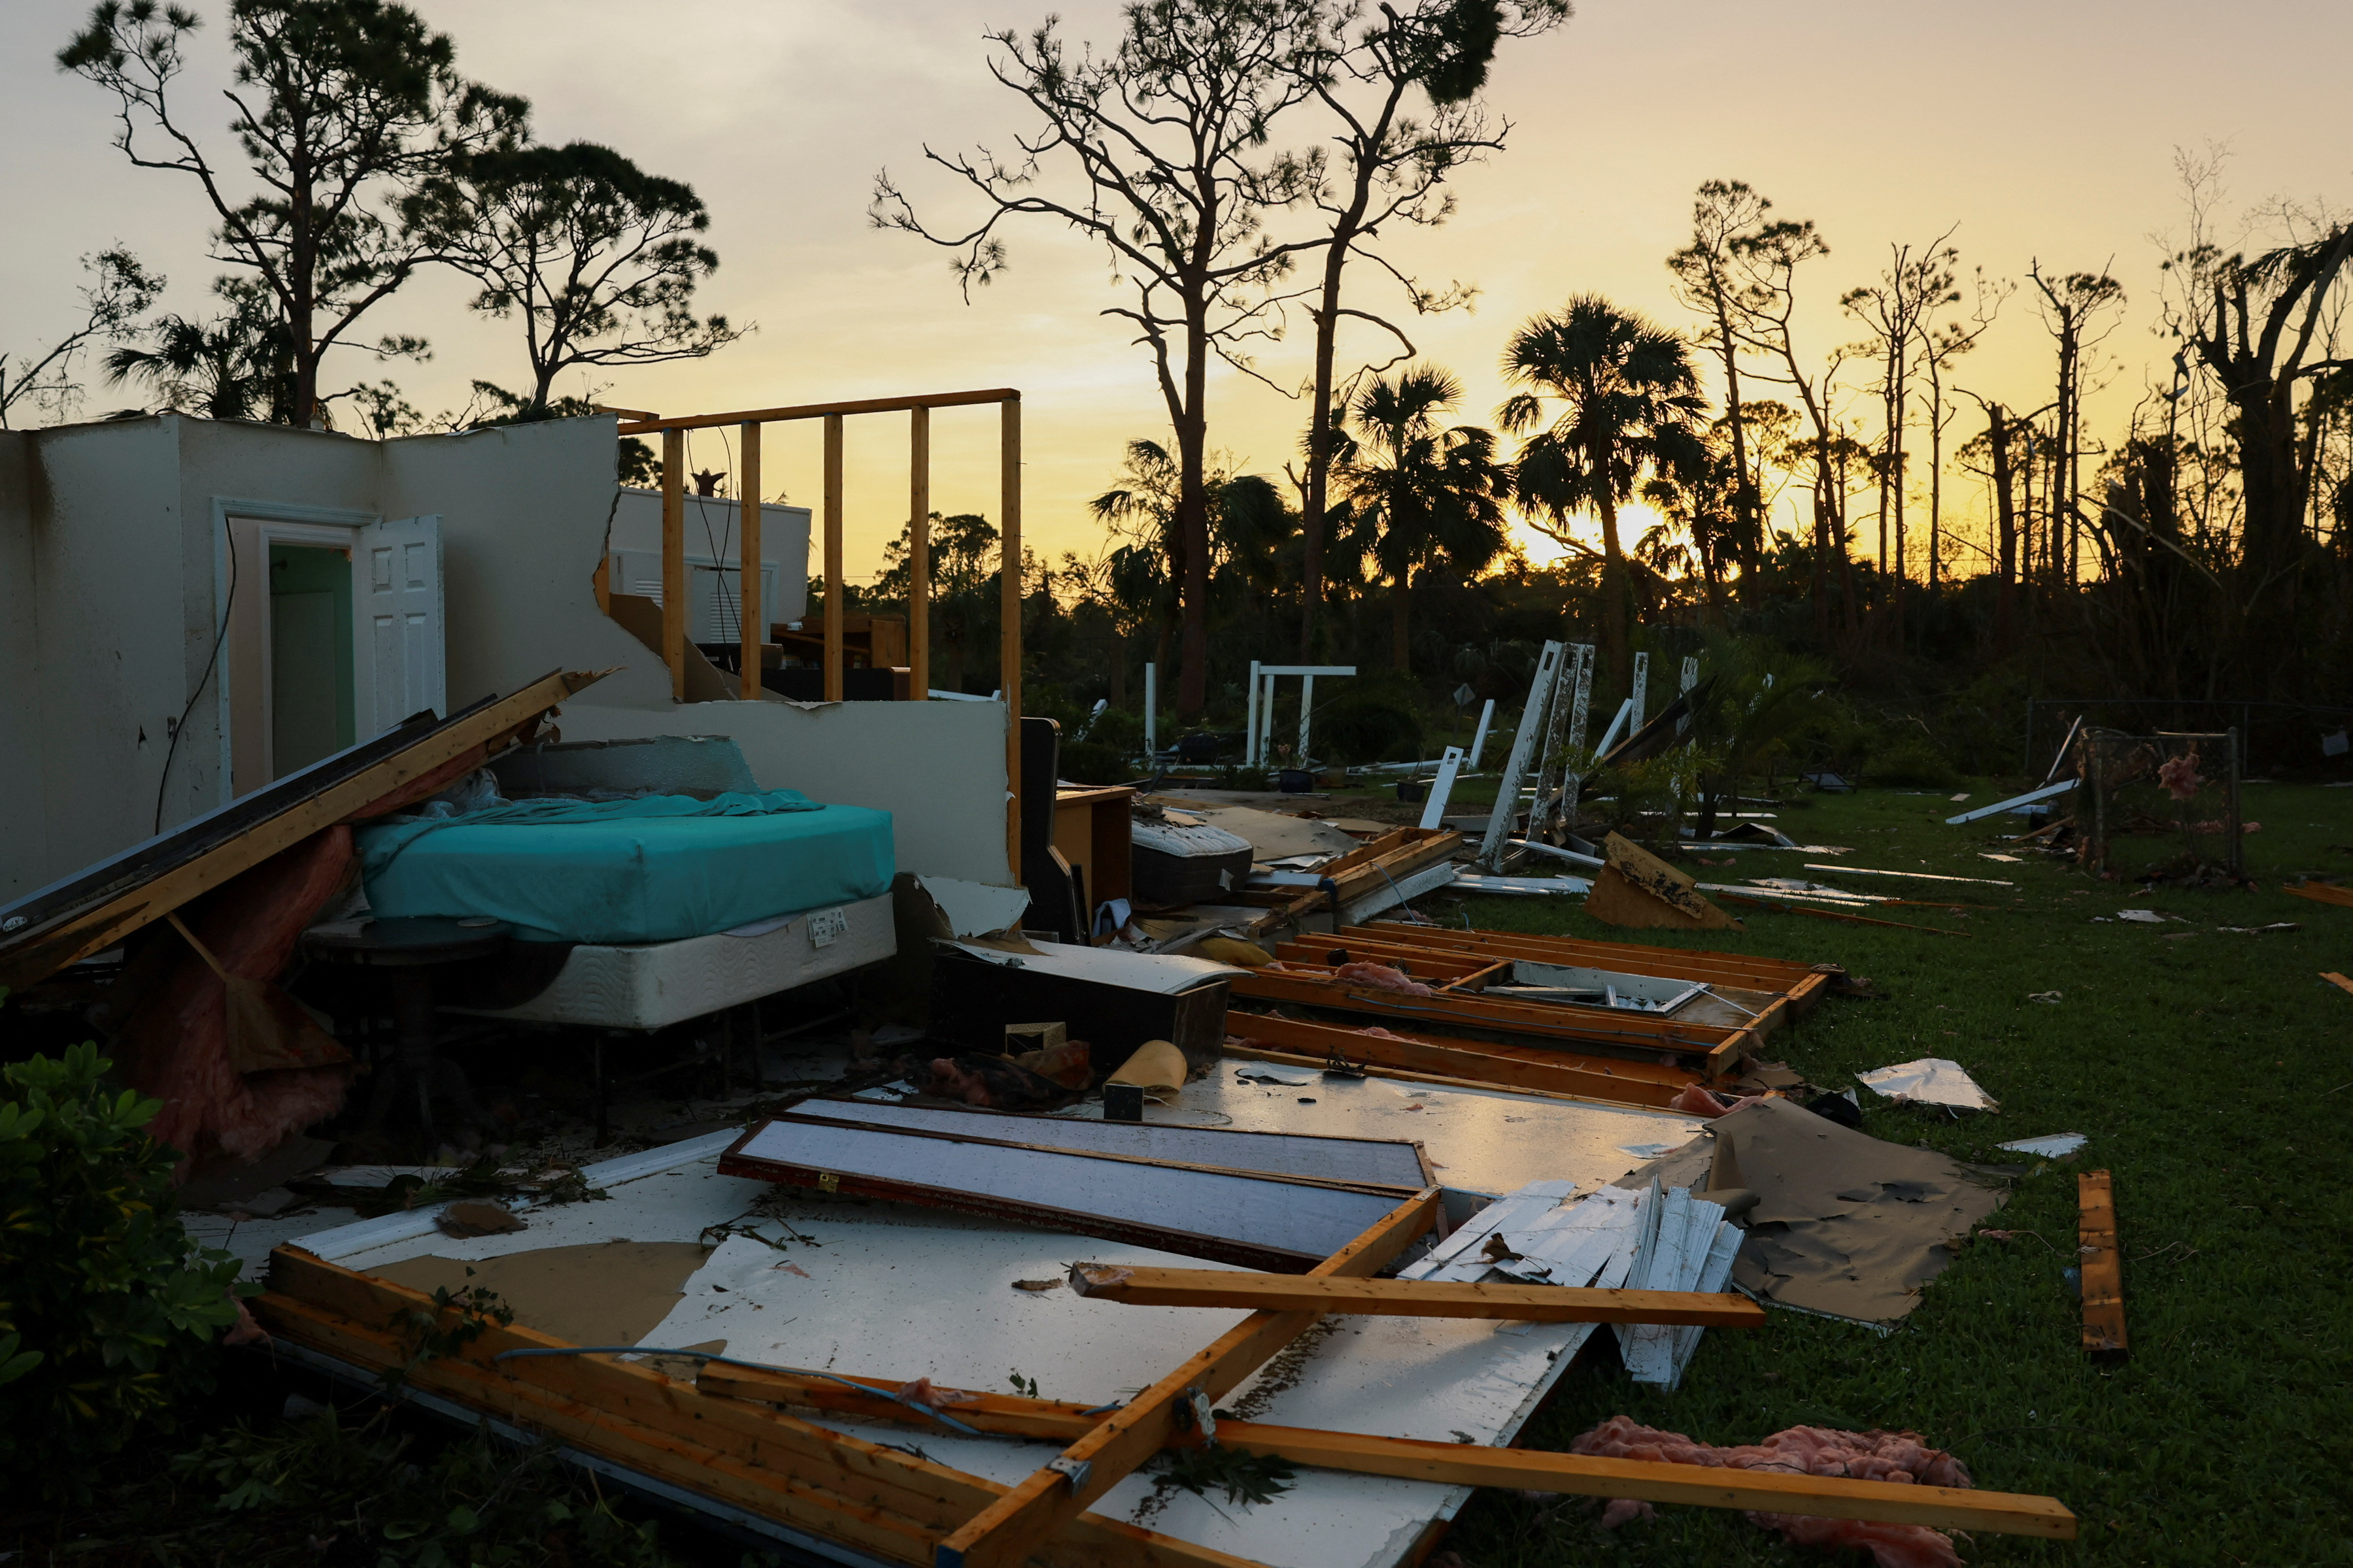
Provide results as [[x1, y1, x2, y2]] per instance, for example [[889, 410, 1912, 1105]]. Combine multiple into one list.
[[1421, 782, 2353, 1568]]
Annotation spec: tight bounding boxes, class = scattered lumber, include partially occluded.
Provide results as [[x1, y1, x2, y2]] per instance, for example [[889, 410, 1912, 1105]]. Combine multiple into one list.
[[256, 1248, 1257, 1568], [1064, 1264, 1767, 1327], [699, 1367, 2074, 1541], [1222, 1009, 1697, 1108], [2078, 1169, 2127, 1357], [930, 1189, 1439, 1568]]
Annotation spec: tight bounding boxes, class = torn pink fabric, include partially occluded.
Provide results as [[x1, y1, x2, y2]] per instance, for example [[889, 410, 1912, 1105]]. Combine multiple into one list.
[[114, 828, 356, 1176], [1572, 1415, 1972, 1568], [2156, 752, 2202, 802], [1331, 961, 1434, 996]]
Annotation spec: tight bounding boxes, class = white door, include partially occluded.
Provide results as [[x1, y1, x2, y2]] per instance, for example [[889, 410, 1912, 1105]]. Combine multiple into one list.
[[352, 514, 446, 734]]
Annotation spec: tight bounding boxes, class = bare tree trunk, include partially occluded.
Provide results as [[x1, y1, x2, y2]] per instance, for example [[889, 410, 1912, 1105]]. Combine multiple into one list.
[[1988, 402, 2017, 652], [1597, 486, 1631, 687]]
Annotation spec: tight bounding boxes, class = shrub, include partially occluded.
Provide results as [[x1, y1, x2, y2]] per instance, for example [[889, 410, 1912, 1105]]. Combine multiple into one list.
[[1057, 739, 1137, 785], [0, 1040, 254, 1495], [1314, 678, 1426, 765], [1866, 737, 1961, 788]]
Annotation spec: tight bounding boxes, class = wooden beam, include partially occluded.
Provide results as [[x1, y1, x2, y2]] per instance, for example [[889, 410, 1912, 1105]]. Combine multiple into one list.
[[2283, 881, 2353, 909], [695, 1365, 2073, 1541], [660, 429, 686, 702], [909, 405, 930, 700], [1000, 395, 1022, 882], [932, 1188, 1438, 1568], [823, 413, 845, 703], [0, 670, 609, 989], [2078, 1169, 2127, 1356], [617, 388, 1021, 436], [738, 422, 762, 700], [258, 1250, 1269, 1568], [2322, 970, 2353, 997], [1224, 1009, 1698, 1105], [1352, 923, 1828, 993], [1067, 1265, 1764, 1326], [1214, 1427, 2078, 1541]]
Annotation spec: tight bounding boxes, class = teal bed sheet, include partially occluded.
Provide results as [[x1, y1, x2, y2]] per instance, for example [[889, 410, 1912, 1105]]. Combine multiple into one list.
[[355, 791, 894, 943]]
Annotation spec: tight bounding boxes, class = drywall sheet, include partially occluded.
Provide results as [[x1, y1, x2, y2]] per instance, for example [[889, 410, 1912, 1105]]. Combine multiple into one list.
[[720, 1116, 1407, 1270], [940, 938, 1242, 994], [1617, 1095, 2007, 1323], [301, 1129, 1584, 1568], [802, 1097, 1430, 1187]]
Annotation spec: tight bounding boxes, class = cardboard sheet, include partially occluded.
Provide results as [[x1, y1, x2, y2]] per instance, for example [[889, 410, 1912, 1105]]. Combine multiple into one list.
[[1618, 1096, 2006, 1323], [373, 1241, 713, 1346]]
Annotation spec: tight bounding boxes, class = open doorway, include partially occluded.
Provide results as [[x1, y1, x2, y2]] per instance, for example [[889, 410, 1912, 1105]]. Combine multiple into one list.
[[267, 541, 356, 778]]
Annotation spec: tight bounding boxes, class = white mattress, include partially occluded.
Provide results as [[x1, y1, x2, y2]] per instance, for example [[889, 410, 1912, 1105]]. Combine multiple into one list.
[[458, 892, 896, 1030]]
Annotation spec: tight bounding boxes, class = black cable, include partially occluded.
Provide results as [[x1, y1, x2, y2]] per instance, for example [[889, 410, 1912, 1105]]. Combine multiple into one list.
[[155, 525, 237, 832]]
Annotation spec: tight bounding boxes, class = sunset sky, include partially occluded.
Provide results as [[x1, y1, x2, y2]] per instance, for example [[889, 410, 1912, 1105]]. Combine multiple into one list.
[[5, 0, 2347, 582]]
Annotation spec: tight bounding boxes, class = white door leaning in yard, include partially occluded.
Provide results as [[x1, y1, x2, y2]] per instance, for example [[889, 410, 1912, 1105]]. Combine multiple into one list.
[[353, 514, 446, 733]]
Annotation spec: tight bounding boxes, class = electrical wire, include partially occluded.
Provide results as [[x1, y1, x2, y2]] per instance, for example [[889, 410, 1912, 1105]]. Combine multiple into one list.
[[154, 526, 237, 832]]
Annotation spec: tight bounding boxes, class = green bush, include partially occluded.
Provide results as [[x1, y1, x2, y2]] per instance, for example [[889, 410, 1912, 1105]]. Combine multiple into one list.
[[1865, 736, 1961, 788], [1057, 739, 1137, 785], [165, 1409, 679, 1567], [0, 1040, 254, 1494], [1314, 678, 1426, 765]]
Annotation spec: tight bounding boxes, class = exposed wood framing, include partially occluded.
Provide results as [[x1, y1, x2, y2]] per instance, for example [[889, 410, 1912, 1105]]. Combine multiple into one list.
[[909, 405, 930, 699], [259, 1232, 2073, 1558], [1001, 396, 1023, 881], [1228, 965, 1749, 1075], [0, 669, 609, 989], [823, 414, 845, 704], [1352, 923, 1833, 1001], [617, 388, 1021, 874], [932, 1189, 1439, 1568], [696, 1364, 2071, 1539], [661, 429, 686, 701], [257, 1250, 1260, 1568], [738, 422, 762, 700], [1223, 1008, 1698, 1106], [2078, 1169, 2127, 1356], [1066, 1265, 1765, 1326], [615, 388, 1021, 435]]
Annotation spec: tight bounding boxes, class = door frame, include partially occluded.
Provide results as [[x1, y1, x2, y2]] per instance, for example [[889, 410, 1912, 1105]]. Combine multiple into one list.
[[211, 497, 378, 803]]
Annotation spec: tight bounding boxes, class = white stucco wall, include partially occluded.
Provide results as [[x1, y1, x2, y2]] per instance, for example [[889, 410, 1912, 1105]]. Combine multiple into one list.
[[0, 412, 1010, 903]]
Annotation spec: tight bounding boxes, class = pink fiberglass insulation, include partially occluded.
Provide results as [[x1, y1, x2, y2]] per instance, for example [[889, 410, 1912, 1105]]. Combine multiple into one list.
[[114, 828, 357, 1176], [1572, 1415, 1973, 1568], [1331, 960, 1434, 995]]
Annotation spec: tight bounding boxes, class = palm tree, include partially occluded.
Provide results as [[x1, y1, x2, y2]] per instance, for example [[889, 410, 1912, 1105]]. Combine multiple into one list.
[[1331, 365, 1511, 674], [1638, 438, 1742, 625], [103, 295, 285, 422], [1500, 295, 1709, 684]]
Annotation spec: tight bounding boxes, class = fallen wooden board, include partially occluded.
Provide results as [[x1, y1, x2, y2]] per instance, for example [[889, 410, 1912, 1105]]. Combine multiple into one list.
[[258, 1249, 1264, 1568], [1229, 968, 1750, 1075], [2078, 1169, 2127, 1356], [2284, 882, 2353, 909], [1354, 923, 1833, 999], [697, 1365, 2075, 1541], [2322, 971, 2353, 996], [1705, 888, 1969, 935], [932, 1189, 1440, 1568], [1065, 1264, 1765, 1326], [1802, 863, 2013, 887], [1223, 1009, 1696, 1107], [0, 668, 611, 988]]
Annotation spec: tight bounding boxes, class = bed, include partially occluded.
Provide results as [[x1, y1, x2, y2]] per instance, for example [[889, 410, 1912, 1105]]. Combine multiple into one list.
[[356, 789, 900, 1031]]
